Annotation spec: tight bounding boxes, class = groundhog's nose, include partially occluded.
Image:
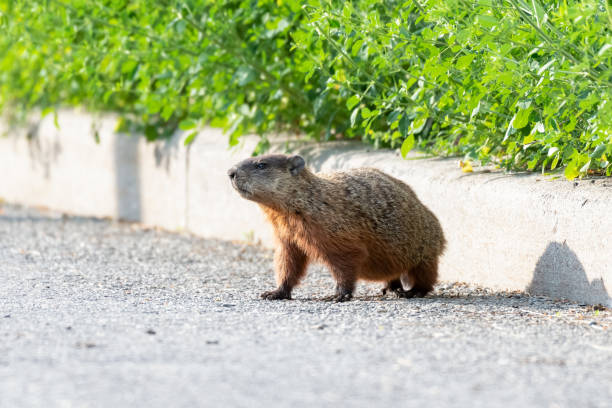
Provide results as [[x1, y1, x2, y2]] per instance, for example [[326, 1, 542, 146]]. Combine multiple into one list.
[[227, 167, 237, 180]]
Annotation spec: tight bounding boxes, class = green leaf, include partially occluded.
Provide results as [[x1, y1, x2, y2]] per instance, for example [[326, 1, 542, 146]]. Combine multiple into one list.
[[598, 43, 612, 56], [513, 106, 532, 129], [41, 107, 54, 118], [144, 125, 158, 141], [531, 122, 545, 134], [531, 0, 547, 26], [411, 116, 427, 134], [234, 67, 255, 86], [537, 59, 555, 75], [304, 65, 316, 83], [346, 95, 360, 110], [161, 105, 175, 121], [114, 117, 127, 133], [386, 110, 401, 125], [503, 116, 516, 142], [179, 119, 197, 131], [477, 15, 499, 27], [547, 146, 559, 157], [253, 137, 271, 155], [399, 114, 410, 137], [351, 39, 363, 56], [470, 101, 481, 122], [400, 134, 415, 158], [589, 144, 608, 159], [226, 116, 244, 142], [183, 131, 197, 146], [550, 152, 560, 170], [527, 156, 539, 170], [456, 54, 475, 70], [564, 160, 580, 180], [350, 107, 360, 127]]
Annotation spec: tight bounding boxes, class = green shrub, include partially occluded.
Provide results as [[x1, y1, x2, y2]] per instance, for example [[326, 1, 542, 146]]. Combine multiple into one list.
[[0, 0, 335, 151], [0, 0, 611, 179], [297, 0, 612, 179]]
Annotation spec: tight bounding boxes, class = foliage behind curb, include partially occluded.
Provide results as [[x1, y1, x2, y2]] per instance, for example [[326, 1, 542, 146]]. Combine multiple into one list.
[[1, 0, 611, 178]]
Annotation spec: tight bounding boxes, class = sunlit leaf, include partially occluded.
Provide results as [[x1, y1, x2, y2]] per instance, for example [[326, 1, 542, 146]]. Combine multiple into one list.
[[400, 134, 415, 158], [183, 131, 197, 146], [179, 119, 197, 131], [346, 95, 360, 110]]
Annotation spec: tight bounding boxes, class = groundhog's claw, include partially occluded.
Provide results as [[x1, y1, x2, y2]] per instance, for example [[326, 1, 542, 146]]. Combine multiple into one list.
[[260, 289, 291, 300]]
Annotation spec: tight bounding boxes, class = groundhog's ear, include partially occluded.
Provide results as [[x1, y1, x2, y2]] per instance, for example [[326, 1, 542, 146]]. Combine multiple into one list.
[[288, 155, 305, 176]]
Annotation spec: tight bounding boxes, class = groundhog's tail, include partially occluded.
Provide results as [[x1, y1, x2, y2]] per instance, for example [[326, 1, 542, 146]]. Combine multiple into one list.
[[401, 257, 439, 295]]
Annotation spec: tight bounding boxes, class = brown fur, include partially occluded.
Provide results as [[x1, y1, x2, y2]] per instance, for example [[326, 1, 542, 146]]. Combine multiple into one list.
[[227, 154, 446, 301]]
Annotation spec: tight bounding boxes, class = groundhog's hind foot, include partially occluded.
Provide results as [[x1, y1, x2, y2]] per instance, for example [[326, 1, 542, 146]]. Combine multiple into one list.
[[382, 279, 432, 299], [382, 279, 403, 296], [260, 288, 292, 300], [397, 287, 430, 299]]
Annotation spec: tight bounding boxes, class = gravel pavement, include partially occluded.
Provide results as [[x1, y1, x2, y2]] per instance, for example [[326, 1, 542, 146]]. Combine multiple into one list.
[[0, 203, 610, 408]]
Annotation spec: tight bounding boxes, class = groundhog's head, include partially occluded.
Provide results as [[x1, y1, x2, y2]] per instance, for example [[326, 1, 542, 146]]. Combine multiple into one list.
[[227, 154, 306, 205]]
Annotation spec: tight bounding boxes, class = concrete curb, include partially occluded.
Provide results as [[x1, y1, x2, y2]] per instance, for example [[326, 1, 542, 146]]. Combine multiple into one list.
[[1, 110, 610, 306]]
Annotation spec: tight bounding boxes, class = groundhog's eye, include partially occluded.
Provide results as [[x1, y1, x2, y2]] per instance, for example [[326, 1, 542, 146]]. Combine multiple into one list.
[[255, 162, 267, 170]]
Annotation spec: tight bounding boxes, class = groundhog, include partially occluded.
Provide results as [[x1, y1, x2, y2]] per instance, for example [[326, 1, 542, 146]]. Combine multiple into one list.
[[227, 154, 445, 302]]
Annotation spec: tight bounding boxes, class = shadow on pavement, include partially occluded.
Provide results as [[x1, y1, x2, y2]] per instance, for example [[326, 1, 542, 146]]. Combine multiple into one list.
[[527, 241, 610, 306]]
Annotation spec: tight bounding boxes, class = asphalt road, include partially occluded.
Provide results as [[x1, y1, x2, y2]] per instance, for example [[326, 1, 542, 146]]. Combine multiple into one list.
[[0, 204, 610, 408]]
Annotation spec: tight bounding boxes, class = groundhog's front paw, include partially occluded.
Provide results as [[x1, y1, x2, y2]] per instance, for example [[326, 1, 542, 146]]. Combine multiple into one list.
[[332, 292, 353, 302], [260, 289, 291, 300], [324, 285, 353, 302]]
